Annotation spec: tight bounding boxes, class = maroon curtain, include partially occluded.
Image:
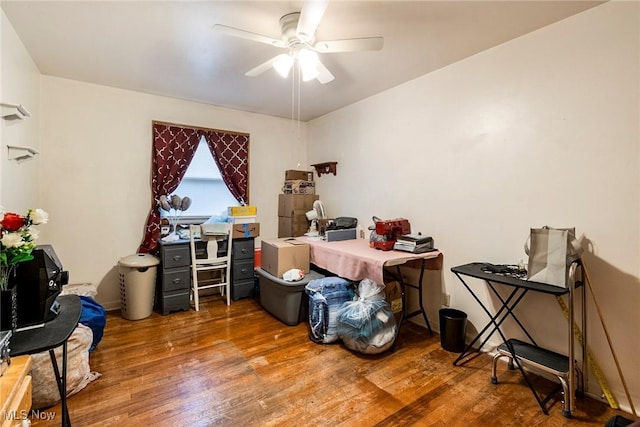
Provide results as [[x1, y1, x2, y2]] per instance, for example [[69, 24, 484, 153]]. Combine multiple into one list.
[[138, 123, 201, 254], [202, 131, 249, 204], [138, 123, 250, 254]]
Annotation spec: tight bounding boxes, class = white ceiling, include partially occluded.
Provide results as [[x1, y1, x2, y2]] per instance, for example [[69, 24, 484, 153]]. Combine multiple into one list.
[[2, 1, 603, 121]]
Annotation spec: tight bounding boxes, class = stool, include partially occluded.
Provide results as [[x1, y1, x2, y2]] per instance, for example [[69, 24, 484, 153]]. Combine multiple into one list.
[[491, 338, 582, 417]]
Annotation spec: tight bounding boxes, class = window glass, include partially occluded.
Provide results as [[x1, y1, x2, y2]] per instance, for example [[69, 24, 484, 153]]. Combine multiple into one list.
[[169, 137, 237, 219]]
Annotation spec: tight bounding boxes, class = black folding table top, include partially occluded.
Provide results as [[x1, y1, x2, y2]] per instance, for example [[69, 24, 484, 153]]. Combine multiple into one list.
[[10, 294, 81, 356], [451, 262, 571, 295]]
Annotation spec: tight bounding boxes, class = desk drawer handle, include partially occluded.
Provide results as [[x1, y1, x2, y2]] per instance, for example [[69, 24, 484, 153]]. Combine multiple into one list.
[[172, 255, 182, 262], [172, 278, 182, 285], [240, 248, 248, 254], [240, 268, 249, 274]]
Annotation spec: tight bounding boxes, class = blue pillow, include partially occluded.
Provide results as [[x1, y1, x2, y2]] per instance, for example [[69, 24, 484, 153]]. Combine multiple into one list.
[[79, 296, 107, 352]]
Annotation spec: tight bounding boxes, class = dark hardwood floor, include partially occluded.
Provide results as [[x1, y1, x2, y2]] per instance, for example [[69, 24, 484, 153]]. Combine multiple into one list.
[[30, 295, 632, 426]]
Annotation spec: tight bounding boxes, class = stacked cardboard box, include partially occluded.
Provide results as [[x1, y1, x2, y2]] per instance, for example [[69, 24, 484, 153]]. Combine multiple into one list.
[[285, 170, 314, 181], [278, 194, 318, 237], [278, 169, 318, 238], [227, 205, 257, 216], [282, 179, 315, 195], [282, 169, 315, 195], [227, 205, 259, 234], [231, 223, 260, 239], [227, 205, 258, 224]]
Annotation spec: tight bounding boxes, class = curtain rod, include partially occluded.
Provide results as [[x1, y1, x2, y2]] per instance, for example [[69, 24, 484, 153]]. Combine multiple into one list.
[[152, 120, 250, 137]]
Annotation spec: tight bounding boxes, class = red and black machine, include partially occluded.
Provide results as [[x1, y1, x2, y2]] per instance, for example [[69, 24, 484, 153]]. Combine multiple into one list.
[[370, 218, 411, 251]]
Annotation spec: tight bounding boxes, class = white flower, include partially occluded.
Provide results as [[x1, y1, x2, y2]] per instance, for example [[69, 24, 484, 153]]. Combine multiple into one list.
[[29, 228, 40, 241], [1, 232, 25, 248], [29, 209, 48, 225]]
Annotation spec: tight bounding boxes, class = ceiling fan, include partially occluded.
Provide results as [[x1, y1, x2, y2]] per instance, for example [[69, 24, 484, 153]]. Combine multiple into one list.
[[212, 1, 384, 84]]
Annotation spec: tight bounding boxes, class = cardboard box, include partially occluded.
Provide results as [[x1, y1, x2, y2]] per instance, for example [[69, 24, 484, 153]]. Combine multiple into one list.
[[282, 180, 315, 195], [231, 222, 260, 239], [285, 169, 314, 181], [261, 238, 310, 278], [385, 281, 403, 314], [227, 205, 257, 216], [278, 214, 309, 238], [278, 194, 319, 217], [227, 215, 256, 224]]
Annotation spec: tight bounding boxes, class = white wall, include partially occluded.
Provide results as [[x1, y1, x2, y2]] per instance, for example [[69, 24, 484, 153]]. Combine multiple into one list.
[[0, 10, 41, 210], [39, 76, 307, 310], [308, 1, 639, 412]]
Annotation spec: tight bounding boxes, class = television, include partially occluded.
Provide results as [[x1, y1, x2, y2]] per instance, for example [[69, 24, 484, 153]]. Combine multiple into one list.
[[14, 244, 69, 329]]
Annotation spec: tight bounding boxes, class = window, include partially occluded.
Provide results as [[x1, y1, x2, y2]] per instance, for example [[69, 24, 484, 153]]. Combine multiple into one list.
[[169, 137, 237, 220], [139, 121, 249, 254]]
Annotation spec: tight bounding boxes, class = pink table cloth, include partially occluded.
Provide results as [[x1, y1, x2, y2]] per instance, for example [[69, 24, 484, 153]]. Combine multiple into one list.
[[296, 237, 443, 285]]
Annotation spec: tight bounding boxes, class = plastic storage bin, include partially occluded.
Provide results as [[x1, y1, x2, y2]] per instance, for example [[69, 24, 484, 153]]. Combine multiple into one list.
[[118, 253, 160, 320], [256, 268, 325, 326], [439, 308, 467, 352]]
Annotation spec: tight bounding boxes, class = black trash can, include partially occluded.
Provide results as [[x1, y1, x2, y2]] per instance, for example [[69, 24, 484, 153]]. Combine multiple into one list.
[[439, 308, 467, 352]]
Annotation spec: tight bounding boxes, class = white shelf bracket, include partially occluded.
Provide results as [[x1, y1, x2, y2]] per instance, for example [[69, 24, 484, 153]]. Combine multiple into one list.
[[1, 103, 32, 120], [7, 145, 39, 162]]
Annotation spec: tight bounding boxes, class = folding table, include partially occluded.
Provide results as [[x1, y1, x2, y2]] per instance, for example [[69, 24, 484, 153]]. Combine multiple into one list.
[[450, 261, 585, 417], [10, 294, 81, 427]]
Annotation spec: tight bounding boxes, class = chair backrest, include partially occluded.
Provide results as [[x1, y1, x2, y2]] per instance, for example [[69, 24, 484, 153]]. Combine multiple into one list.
[[189, 224, 231, 262]]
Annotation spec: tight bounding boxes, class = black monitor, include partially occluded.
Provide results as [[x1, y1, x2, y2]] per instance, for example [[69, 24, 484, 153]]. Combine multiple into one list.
[[14, 244, 69, 329]]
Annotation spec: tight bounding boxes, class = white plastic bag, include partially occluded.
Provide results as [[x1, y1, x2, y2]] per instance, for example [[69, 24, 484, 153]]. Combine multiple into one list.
[[337, 279, 396, 354], [282, 268, 305, 281]]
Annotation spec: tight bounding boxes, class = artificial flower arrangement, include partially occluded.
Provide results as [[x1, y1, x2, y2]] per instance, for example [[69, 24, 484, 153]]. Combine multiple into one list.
[[0, 208, 48, 291]]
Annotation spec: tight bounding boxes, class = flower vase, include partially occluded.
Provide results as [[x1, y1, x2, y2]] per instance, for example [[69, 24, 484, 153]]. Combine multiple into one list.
[[0, 286, 18, 332]]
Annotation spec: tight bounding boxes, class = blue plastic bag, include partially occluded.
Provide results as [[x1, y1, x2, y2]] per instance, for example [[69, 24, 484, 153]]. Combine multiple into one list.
[[305, 277, 354, 344]]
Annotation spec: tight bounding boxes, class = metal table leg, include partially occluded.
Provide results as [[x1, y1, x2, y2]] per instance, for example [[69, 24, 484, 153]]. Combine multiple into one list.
[[48, 341, 71, 427]]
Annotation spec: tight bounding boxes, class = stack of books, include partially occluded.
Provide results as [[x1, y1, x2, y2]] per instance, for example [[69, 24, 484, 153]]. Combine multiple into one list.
[[393, 233, 435, 253]]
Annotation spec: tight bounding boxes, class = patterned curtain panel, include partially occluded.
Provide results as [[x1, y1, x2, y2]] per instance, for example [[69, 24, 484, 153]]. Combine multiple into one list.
[[138, 123, 201, 253], [202, 131, 249, 204], [138, 122, 250, 254]]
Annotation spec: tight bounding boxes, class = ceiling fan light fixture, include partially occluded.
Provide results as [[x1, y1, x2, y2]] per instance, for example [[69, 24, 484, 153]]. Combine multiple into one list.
[[298, 48, 320, 81], [273, 54, 295, 78], [301, 64, 319, 82], [298, 48, 318, 68]]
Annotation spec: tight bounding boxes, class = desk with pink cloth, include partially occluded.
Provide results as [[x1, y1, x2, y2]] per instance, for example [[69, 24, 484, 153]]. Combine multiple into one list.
[[295, 236, 443, 335]]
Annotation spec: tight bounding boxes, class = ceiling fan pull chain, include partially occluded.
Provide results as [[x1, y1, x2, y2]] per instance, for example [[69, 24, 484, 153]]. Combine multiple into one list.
[[297, 64, 302, 136]]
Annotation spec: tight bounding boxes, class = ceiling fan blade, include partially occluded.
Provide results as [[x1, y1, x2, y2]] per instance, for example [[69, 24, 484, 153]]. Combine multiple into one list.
[[315, 60, 335, 84], [314, 37, 384, 53], [245, 56, 281, 77], [212, 24, 286, 48], [297, 0, 328, 42]]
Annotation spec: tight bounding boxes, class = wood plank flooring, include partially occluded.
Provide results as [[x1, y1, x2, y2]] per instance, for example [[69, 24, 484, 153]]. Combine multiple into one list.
[[29, 295, 632, 426]]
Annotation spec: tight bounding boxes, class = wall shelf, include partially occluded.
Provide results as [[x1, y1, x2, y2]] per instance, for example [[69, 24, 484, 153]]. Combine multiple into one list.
[[1, 103, 31, 120], [311, 162, 338, 177], [7, 145, 39, 162]]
